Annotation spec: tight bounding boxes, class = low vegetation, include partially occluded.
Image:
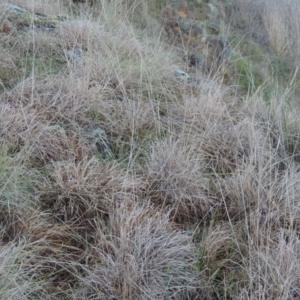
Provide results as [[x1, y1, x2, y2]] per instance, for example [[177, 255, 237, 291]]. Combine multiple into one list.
[[1, 0, 300, 299]]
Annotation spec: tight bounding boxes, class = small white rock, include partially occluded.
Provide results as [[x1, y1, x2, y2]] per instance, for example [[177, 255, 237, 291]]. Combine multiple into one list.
[[173, 69, 190, 80]]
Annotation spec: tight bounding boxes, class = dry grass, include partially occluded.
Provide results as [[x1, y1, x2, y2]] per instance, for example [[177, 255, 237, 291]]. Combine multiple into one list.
[[77, 202, 199, 299], [229, 0, 300, 68], [144, 136, 215, 223], [38, 157, 137, 225], [1, 0, 300, 299]]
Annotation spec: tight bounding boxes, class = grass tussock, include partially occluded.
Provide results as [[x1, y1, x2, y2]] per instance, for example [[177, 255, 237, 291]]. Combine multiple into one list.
[[38, 157, 137, 225], [78, 202, 198, 299], [144, 136, 215, 223], [229, 0, 300, 67], [2, 0, 300, 299]]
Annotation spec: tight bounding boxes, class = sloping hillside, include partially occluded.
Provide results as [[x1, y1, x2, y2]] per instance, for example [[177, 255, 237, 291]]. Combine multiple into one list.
[[1, 0, 300, 299]]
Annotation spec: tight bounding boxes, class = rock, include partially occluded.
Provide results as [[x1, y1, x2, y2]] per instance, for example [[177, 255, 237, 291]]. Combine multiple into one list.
[[187, 76, 201, 85], [178, 16, 191, 33], [189, 52, 205, 68], [207, 3, 219, 15], [174, 69, 190, 80], [173, 69, 201, 85], [85, 127, 112, 159], [208, 23, 220, 34], [66, 47, 83, 62], [0, 3, 27, 14], [0, 2, 67, 32]]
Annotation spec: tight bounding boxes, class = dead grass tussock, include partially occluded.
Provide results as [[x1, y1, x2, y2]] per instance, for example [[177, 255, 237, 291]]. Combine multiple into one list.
[[21, 220, 84, 297], [164, 79, 236, 136], [0, 28, 66, 88], [0, 219, 84, 299], [244, 93, 300, 163], [88, 97, 165, 164], [0, 49, 19, 87], [222, 163, 300, 225], [57, 14, 180, 102], [24, 31, 65, 65], [38, 157, 137, 224], [145, 136, 216, 223], [239, 233, 300, 299], [163, 83, 274, 174], [0, 151, 38, 242], [2, 74, 91, 126], [0, 100, 91, 166], [0, 242, 43, 300], [57, 18, 107, 51], [90, 98, 160, 136], [199, 118, 257, 173], [21, 124, 91, 167], [195, 221, 247, 298], [0, 103, 36, 152], [78, 201, 199, 300], [148, 81, 300, 296], [262, 0, 300, 63]]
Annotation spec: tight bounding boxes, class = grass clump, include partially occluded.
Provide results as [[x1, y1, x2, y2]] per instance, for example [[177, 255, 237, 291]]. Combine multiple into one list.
[[0, 150, 37, 242], [77, 202, 199, 299], [38, 157, 137, 225]]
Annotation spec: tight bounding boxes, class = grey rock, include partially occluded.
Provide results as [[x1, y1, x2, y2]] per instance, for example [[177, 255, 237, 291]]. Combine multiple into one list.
[[189, 52, 205, 68], [178, 16, 191, 33], [208, 23, 220, 34], [207, 3, 218, 15], [0, 3, 27, 14], [173, 69, 190, 80], [173, 69, 201, 85], [67, 47, 83, 62], [85, 127, 112, 159]]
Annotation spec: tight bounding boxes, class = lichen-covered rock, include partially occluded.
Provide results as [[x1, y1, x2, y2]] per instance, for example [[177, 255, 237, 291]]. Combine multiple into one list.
[[84, 127, 112, 159], [173, 69, 201, 85], [0, 2, 67, 32]]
